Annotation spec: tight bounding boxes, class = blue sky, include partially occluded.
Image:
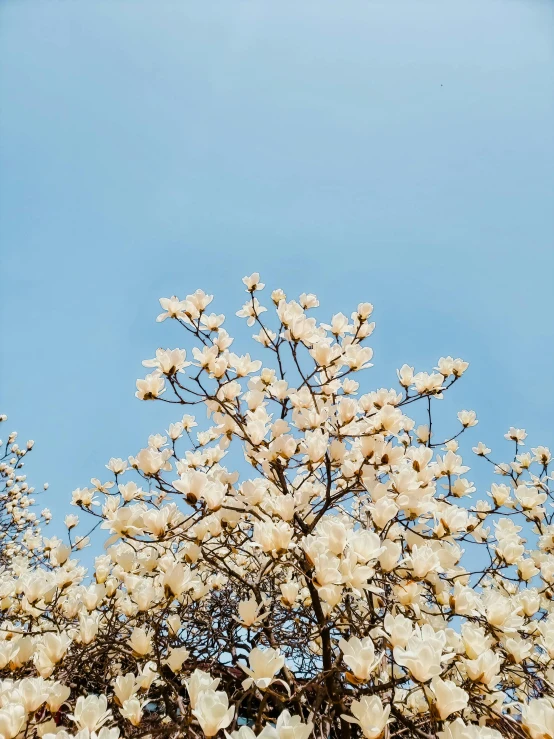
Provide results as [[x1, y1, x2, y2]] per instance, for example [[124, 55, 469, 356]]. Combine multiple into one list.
[[1, 0, 553, 546]]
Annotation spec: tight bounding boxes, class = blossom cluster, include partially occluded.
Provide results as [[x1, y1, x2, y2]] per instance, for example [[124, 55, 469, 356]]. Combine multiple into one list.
[[0, 415, 50, 569], [1, 275, 554, 739]]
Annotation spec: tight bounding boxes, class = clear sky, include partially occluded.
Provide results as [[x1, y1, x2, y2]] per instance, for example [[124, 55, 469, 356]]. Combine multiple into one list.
[[1, 0, 553, 545]]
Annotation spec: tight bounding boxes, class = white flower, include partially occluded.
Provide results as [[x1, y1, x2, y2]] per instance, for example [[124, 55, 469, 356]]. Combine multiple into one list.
[[260, 710, 314, 739], [119, 697, 144, 726], [46, 681, 71, 712], [347, 530, 384, 563], [131, 446, 171, 476], [156, 296, 191, 322], [235, 598, 269, 627], [243, 273, 265, 292], [0, 704, 26, 739], [339, 636, 380, 682], [164, 646, 189, 672], [226, 728, 257, 739], [192, 690, 234, 737], [280, 581, 300, 606], [381, 613, 412, 648], [135, 371, 166, 400], [438, 718, 502, 738], [17, 676, 49, 712], [522, 698, 554, 739], [128, 627, 153, 656], [504, 427, 527, 443], [142, 348, 190, 375], [113, 674, 139, 705], [463, 649, 502, 688], [241, 647, 285, 690], [69, 695, 112, 732], [397, 364, 414, 387], [431, 677, 469, 720], [457, 410, 478, 428], [342, 696, 390, 739], [393, 625, 452, 682], [106, 458, 128, 475], [185, 669, 220, 709]]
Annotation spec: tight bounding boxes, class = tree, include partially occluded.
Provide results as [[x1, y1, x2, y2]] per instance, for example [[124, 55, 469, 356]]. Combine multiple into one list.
[[1, 274, 553, 739], [0, 415, 50, 569]]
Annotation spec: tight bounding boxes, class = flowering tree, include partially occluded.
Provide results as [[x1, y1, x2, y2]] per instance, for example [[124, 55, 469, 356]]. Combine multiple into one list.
[[0, 415, 50, 569], [1, 274, 554, 739]]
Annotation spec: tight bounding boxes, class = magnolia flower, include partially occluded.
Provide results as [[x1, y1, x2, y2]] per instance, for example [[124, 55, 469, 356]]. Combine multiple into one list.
[[235, 597, 269, 627], [37, 721, 59, 738], [503, 634, 532, 663], [119, 697, 144, 726], [37, 632, 72, 664], [163, 562, 193, 598], [135, 446, 172, 476], [128, 627, 153, 656], [522, 698, 554, 739], [65, 514, 79, 529], [228, 352, 262, 377], [156, 296, 190, 322], [136, 371, 166, 401], [243, 273, 265, 292], [237, 297, 267, 326], [0, 704, 26, 739], [258, 710, 314, 739], [463, 649, 501, 688], [505, 427, 527, 443], [393, 625, 452, 682], [280, 581, 300, 606], [135, 661, 157, 691], [226, 729, 257, 739], [241, 647, 285, 690], [460, 623, 492, 659], [435, 356, 468, 377], [339, 636, 380, 682], [17, 676, 49, 712], [143, 348, 190, 375], [397, 364, 414, 387], [69, 695, 112, 732], [381, 612, 412, 648], [457, 410, 478, 428], [110, 675, 136, 706], [185, 669, 220, 709], [406, 544, 442, 579], [106, 457, 127, 475], [348, 530, 384, 563], [164, 646, 189, 672], [253, 521, 293, 554], [431, 678, 469, 720], [45, 731, 120, 739], [46, 682, 71, 712], [192, 690, 234, 737], [79, 613, 100, 644], [342, 696, 390, 739], [438, 718, 502, 738]]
